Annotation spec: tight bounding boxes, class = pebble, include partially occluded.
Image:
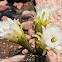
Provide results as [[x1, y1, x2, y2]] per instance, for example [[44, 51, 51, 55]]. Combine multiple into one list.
[[29, 38, 35, 48], [0, 0, 7, 6], [21, 10, 34, 19], [28, 29, 35, 36], [23, 21, 34, 30], [22, 49, 28, 54], [18, 46, 23, 49], [25, 34, 31, 40], [0, 5, 9, 13], [1, 16, 8, 21], [13, 2, 23, 9]]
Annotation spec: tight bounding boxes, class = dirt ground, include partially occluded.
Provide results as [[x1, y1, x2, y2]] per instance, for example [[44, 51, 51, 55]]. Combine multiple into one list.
[[0, 39, 21, 59]]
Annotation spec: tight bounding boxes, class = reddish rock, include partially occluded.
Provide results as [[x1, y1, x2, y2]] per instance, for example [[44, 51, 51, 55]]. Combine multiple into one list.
[[25, 34, 31, 40], [31, 44, 35, 48], [47, 50, 58, 62], [0, 5, 9, 13], [23, 21, 34, 30], [22, 49, 28, 54], [0, 55, 26, 62], [0, 0, 7, 6], [1, 16, 8, 21], [29, 38, 35, 45], [21, 10, 34, 19], [29, 38, 35, 48], [17, 46, 23, 49], [13, 2, 23, 9], [28, 29, 35, 36]]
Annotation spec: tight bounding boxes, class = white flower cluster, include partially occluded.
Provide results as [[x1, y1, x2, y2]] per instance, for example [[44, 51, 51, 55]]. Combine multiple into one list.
[[33, 5, 62, 54], [0, 5, 62, 55], [43, 25, 62, 50], [0, 18, 34, 53], [0, 18, 23, 42], [35, 5, 54, 22]]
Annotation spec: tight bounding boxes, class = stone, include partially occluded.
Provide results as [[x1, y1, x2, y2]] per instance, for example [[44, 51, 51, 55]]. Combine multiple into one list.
[[1, 16, 8, 21], [47, 50, 57, 62], [13, 2, 23, 9], [17, 1, 35, 21], [18, 46, 23, 49], [0, 55, 26, 62], [22, 49, 28, 54], [29, 38, 35, 48], [0, 5, 9, 13], [25, 34, 31, 40], [29, 38, 35, 45], [23, 21, 33, 30], [0, 0, 7, 6], [28, 29, 35, 36], [21, 10, 34, 19], [21, 1, 35, 11]]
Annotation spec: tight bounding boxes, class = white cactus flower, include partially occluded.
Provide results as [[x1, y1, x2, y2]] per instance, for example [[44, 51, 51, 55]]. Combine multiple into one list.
[[43, 25, 62, 50], [35, 5, 54, 22], [34, 5, 54, 32], [0, 18, 23, 42], [0, 18, 34, 52]]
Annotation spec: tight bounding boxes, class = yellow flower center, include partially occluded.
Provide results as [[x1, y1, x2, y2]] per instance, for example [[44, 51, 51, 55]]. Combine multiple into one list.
[[51, 37, 57, 43]]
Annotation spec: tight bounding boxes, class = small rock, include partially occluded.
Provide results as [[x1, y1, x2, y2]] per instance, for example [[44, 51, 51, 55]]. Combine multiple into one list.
[[1, 16, 8, 21], [0, 55, 26, 62], [29, 38, 35, 48], [13, 2, 23, 9], [47, 50, 57, 62], [31, 44, 35, 48], [23, 21, 34, 30], [0, 5, 9, 13], [3, 42, 5, 45], [22, 49, 28, 54], [29, 38, 35, 45], [21, 10, 34, 19], [0, 0, 7, 6], [25, 34, 31, 40], [28, 29, 35, 36], [18, 46, 23, 49]]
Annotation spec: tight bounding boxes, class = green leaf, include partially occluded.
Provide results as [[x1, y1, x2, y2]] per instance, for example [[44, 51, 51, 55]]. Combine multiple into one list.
[[42, 49, 47, 56], [41, 12, 45, 22], [20, 22, 25, 30], [51, 48, 57, 55]]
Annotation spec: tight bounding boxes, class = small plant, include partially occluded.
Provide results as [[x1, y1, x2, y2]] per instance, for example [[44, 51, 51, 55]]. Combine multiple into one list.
[[33, 5, 62, 55], [0, 5, 62, 57], [0, 18, 34, 53]]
